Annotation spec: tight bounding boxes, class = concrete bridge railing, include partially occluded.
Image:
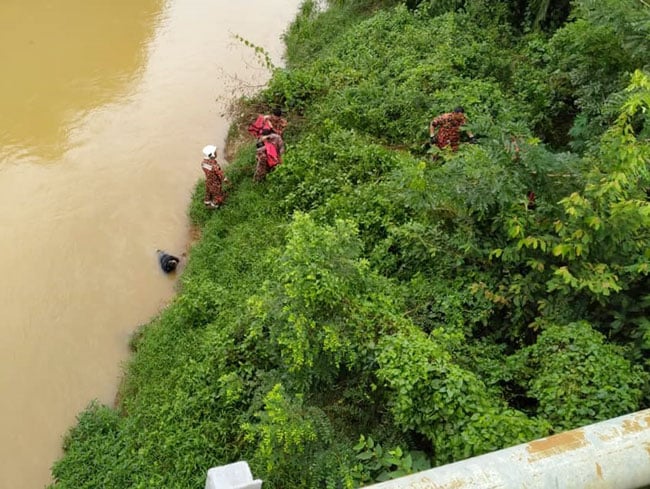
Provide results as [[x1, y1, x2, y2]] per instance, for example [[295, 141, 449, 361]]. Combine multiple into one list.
[[363, 409, 650, 489]]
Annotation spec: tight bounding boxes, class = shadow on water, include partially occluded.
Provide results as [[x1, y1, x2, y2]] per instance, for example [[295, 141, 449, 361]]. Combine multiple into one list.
[[0, 0, 165, 164]]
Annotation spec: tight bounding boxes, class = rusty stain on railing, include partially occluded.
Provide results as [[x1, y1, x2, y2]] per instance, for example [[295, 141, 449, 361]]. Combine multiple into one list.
[[527, 429, 587, 461]]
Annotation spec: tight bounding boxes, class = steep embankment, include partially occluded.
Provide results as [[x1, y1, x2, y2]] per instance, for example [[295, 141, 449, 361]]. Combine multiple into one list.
[[50, 1, 650, 488]]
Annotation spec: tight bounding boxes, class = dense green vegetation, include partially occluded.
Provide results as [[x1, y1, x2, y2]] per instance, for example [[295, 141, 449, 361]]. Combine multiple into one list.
[[51, 0, 650, 487]]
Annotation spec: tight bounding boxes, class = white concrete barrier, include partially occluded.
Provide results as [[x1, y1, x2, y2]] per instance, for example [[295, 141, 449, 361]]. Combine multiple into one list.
[[363, 409, 650, 489], [205, 461, 263, 489]]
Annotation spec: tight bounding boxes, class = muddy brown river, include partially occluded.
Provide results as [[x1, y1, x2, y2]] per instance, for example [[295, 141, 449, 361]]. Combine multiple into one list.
[[0, 1, 300, 487]]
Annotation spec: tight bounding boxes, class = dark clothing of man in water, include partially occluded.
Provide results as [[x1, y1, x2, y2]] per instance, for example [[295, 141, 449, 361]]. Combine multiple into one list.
[[157, 250, 180, 273]]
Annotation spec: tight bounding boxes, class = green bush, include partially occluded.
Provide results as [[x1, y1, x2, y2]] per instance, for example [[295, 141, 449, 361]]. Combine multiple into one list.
[[507, 322, 648, 429], [377, 328, 549, 464], [51, 403, 133, 489]]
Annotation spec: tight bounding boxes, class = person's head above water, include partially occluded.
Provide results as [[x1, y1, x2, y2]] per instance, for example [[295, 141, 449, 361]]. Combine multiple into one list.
[[202, 144, 217, 158], [157, 250, 180, 273]]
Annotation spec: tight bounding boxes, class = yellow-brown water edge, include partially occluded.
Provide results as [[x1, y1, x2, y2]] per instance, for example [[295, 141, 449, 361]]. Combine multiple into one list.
[[0, 1, 301, 487]]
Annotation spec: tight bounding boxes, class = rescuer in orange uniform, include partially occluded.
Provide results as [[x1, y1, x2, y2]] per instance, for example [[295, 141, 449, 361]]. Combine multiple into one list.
[[429, 106, 474, 151], [201, 145, 226, 208]]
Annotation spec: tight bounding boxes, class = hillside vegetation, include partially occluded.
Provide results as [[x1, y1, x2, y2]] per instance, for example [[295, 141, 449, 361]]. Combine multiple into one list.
[[51, 1, 650, 487]]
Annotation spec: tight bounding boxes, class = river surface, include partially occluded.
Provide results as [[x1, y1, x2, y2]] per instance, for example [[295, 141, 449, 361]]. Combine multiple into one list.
[[0, 1, 300, 487]]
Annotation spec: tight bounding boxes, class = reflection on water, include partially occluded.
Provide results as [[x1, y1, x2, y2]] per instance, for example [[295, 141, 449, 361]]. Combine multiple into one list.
[[0, 1, 301, 488], [0, 0, 163, 163]]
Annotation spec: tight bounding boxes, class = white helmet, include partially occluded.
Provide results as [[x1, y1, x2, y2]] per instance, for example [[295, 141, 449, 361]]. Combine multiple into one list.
[[202, 145, 217, 158]]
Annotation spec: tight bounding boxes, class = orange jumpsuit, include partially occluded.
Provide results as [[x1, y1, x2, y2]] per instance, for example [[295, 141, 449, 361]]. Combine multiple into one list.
[[201, 156, 226, 205], [430, 112, 467, 151], [266, 114, 287, 136], [254, 145, 270, 182]]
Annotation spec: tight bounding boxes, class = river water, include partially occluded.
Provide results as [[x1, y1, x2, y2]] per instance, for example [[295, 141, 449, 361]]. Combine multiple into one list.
[[0, 1, 300, 487]]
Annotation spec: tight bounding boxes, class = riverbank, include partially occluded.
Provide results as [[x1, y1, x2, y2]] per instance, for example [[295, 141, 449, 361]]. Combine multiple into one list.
[[49, 1, 650, 488], [0, 2, 301, 488]]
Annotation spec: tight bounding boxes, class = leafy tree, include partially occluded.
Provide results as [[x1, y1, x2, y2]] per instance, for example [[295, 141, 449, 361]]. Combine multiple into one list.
[[574, 0, 650, 66], [247, 213, 407, 390], [377, 328, 549, 464], [511, 71, 650, 306], [243, 384, 342, 488], [507, 321, 648, 429]]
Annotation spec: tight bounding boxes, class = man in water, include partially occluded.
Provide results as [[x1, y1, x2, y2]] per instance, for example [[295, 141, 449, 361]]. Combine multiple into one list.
[[429, 106, 474, 151], [201, 144, 226, 207], [157, 250, 180, 273]]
